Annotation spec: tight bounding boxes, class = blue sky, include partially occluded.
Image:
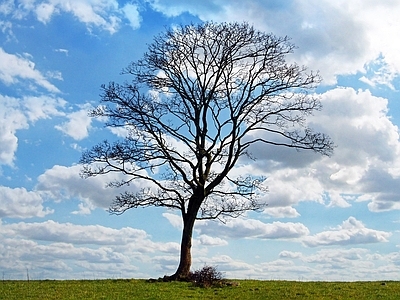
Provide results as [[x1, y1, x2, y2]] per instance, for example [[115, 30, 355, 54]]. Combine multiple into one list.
[[0, 0, 399, 281]]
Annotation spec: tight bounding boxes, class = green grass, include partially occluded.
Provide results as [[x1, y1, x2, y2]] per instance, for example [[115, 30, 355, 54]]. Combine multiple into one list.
[[1, 279, 399, 299]]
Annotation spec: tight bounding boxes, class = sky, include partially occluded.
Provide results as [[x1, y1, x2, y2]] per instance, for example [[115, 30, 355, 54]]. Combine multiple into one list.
[[0, 0, 400, 281]]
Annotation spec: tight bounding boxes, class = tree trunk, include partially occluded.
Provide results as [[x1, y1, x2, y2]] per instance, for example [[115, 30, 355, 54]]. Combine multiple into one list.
[[170, 212, 196, 280]]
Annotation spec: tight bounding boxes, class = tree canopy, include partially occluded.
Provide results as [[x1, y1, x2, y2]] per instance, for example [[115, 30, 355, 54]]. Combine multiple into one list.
[[80, 21, 334, 279]]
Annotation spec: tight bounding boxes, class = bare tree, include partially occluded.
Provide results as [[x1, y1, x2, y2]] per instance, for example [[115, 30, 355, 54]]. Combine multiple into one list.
[[80, 22, 334, 280]]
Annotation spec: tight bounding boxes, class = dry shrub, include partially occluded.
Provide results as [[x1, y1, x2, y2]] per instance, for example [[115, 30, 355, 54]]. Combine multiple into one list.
[[189, 265, 224, 287]]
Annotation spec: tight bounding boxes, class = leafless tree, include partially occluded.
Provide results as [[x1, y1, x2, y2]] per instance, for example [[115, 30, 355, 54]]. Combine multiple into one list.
[[80, 22, 334, 280]]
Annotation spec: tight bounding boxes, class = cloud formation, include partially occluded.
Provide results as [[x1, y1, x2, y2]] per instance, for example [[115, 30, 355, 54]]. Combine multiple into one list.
[[0, 48, 60, 93], [303, 217, 392, 247], [3, 220, 148, 245], [147, 0, 400, 86], [0, 94, 65, 166], [196, 218, 310, 240], [243, 86, 400, 216], [2, 0, 141, 34], [0, 219, 179, 278], [0, 186, 53, 218], [35, 164, 152, 211], [55, 104, 93, 140]]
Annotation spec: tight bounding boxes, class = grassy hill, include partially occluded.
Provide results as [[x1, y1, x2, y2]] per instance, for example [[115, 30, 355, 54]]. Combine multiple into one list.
[[1, 279, 399, 299]]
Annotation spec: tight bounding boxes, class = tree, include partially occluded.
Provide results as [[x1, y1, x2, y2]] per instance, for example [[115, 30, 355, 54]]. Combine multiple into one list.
[[80, 22, 334, 280]]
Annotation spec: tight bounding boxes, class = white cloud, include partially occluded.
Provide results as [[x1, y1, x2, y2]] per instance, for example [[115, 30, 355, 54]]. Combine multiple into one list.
[[279, 251, 303, 259], [360, 56, 398, 90], [0, 216, 397, 280], [303, 217, 392, 247], [327, 191, 352, 208], [0, 20, 14, 41], [258, 168, 325, 209], [213, 247, 400, 281], [23, 96, 66, 122], [0, 97, 27, 165], [36, 164, 114, 209], [264, 207, 300, 218], [35, 2, 58, 22], [198, 234, 228, 246], [0, 95, 65, 166], [303, 248, 369, 265], [5, 0, 143, 34], [196, 218, 310, 240], [312, 87, 400, 210], [293, 248, 384, 280], [162, 212, 182, 229], [147, 0, 400, 86], [0, 186, 53, 219], [3, 220, 148, 245], [0, 219, 181, 278], [0, 0, 14, 15], [195, 254, 255, 273], [122, 3, 141, 29], [0, 48, 60, 93], [148, 0, 223, 18], [55, 104, 93, 140], [317, 88, 398, 163], [36, 164, 151, 211], [108, 126, 130, 138], [55, 48, 69, 56], [240, 86, 400, 213], [72, 202, 95, 215]]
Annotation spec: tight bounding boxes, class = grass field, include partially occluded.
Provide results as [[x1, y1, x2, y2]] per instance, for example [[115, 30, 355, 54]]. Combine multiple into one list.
[[1, 279, 399, 299]]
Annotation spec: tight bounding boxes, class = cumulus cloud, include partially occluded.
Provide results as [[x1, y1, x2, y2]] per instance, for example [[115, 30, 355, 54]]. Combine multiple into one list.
[[147, 0, 400, 86], [35, 164, 152, 211], [245, 247, 400, 281], [0, 48, 60, 93], [360, 56, 398, 90], [36, 164, 116, 209], [55, 104, 93, 140], [304, 248, 369, 265], [195, 254, 255, 272], [264, 207, 301, 218], [198, 234, 228, 246], [303, 217, 392, 247], [317, 88, 398, 165], [23, 95, 66, 122], [164, 213, 310, 240], [239, 86, 400, 214], [0, 95, 65, 166], [313, 87, 400, 210], [162, 212, 182, 229], [3, 220, 148, 245], [0, 219, 180, 278], [0, 49, 66, 165], [3, 0, 142, 34], [0, 186, 53, 219], [122, 3, 141, 29], [256, 168, 325, 211], [279, 251, 303, 259], [0, 96, 27, 165], [0, 0, 14, 15], [196, 218, 310, 240], [148, 0, 223, 18]]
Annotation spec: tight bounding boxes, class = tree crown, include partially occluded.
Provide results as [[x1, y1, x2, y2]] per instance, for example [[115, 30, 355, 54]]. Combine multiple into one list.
[[81, 22, 334, 221]]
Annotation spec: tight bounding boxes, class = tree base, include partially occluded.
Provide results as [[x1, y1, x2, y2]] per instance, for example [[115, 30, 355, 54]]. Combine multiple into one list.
[[163, 273, 191, 282], [147, 274, 190, 283]]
